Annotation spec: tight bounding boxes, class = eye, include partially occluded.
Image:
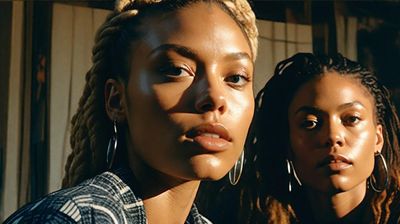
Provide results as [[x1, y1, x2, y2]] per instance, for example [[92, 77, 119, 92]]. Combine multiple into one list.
[[343, 115, 361, 126], [159, 65, 193, 79], [300, 119, 318, 130], [225, 73, 251, 88]]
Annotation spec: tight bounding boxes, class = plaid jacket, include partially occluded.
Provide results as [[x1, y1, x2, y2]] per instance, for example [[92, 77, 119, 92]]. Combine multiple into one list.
[[4, 168, 212, 224]]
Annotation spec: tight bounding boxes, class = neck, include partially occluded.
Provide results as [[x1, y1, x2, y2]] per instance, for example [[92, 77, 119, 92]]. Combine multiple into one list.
[[143, 181, 200, 224], [128, 155, 201, 224], [301, 181, 367, 223]]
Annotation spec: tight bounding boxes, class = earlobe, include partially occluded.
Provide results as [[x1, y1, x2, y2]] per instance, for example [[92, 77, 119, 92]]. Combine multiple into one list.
[[105, 79, 126, 122], [375, 124, 384, 153]]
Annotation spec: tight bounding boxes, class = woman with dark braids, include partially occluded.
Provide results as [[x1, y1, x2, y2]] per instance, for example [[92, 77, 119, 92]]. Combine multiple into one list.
[[241, 53, 400, 223], [4, 0, 258, 223]]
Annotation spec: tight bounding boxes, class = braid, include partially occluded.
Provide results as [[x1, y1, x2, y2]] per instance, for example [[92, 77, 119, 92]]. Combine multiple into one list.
[[63, 0, 258, 188], [222, 0, 258, 58], [365, 73, 400, 223], [62, 9, 139, 187], [246, 53, 400, 223]]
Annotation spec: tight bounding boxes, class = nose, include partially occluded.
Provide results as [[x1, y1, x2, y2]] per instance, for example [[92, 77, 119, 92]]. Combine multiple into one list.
[[322, 119, 345, 148], [194, 76, 227, 114]]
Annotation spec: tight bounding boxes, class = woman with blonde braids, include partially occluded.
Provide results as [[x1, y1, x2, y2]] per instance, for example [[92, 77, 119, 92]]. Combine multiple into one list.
[[4, 0, 258, 223], [242, 53, 400, 223]]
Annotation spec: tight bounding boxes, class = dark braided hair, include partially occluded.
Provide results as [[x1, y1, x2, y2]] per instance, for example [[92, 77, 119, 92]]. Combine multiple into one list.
[[241, 53, 400, 223]]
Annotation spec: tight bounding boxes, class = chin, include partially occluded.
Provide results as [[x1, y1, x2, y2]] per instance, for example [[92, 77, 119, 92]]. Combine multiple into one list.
[[188, 155, 231, 181], [316, 176, 356, 194]]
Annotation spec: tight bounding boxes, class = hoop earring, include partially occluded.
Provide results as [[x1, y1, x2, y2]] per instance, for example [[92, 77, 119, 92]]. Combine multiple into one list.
[[229, 150, 244, 185], [369, 152, 388, 192], [286, 159, 302, 192], [107, 120, 118, 170]]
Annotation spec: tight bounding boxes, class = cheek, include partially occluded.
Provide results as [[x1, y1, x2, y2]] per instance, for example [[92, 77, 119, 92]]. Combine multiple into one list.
[[125, 76, 184, 152], [290, 132, 315, 174], [152, 82, 193, 111], [227, 90, 254, 126], [348, 129, 376, 172], [225, 89, 255, 153], [289, 128, 311, 156]]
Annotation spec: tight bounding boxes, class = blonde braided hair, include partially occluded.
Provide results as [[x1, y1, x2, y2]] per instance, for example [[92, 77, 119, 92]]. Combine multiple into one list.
[[222, 0, 258, 58], [62, 0, 258, 188]]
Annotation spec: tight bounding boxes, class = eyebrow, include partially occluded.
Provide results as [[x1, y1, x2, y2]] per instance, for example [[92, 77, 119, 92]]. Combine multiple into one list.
[[337, 101, 366, 110], [148, 44, 198, 60], [224, 52, 253, 65], [147, 44, 253, 65], [295, 106, 322, 115], [294, 101, 366, 115]]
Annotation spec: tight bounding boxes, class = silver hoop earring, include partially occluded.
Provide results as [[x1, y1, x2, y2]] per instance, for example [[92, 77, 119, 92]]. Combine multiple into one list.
[[369, 152, 388, 192], [107, 120, 118, 169], [229, 150, 244, 185], [286, 159, 302, 192]]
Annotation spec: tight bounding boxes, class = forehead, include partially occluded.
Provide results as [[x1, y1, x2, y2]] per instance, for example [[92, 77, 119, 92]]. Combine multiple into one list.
[[289, 72, 375, 112], [134, 1, 252, 58]]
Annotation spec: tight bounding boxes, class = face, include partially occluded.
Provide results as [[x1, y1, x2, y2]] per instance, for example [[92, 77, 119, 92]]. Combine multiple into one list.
[[120, 2, 254, 183], [288, 72, 383, 194]]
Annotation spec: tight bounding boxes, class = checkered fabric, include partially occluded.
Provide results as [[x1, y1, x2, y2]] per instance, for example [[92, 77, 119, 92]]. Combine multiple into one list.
[[4, 168, 212, 224]]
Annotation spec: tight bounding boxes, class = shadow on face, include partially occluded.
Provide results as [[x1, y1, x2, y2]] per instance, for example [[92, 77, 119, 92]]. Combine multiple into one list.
[[105, 1, 255, 191], [288, 72, 383, 194]]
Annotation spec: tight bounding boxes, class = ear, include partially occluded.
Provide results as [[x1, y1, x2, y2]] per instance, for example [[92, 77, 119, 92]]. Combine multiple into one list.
[[374, 124, 384, 153], [105, 79, 126, 122]]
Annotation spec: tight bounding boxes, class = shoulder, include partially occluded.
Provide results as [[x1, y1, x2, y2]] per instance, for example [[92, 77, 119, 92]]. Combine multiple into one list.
[[3, 191, 83, 224], [4, 171, 140, 224], [190, 204, 214, 224], [199, 215, 213, 224], [190, 212, 213, 224]]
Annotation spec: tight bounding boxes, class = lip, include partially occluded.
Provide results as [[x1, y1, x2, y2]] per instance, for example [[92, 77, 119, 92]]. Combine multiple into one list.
[[186, 123, 232, 152], [317, 154, 353, 171]]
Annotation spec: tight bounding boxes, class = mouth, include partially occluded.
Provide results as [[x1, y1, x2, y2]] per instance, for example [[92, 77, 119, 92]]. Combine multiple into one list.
[[317, 154, 353, 171], [185, 123, 232, 152]]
